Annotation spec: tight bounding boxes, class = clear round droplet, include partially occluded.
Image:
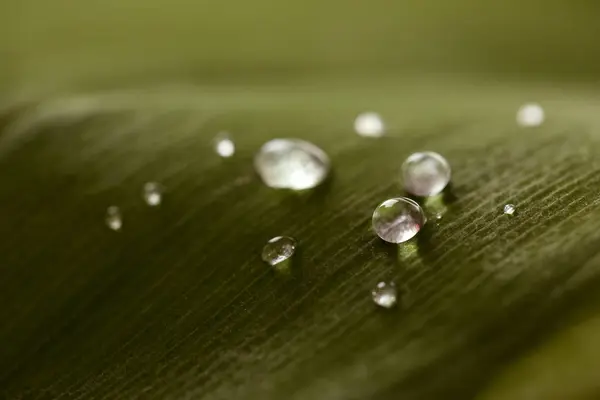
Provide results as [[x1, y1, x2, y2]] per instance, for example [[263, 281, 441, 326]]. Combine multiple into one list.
[[214, 132, 235, 158], [517, 103, 544, 127], [254, 139, 330, 190], [354, 112, 385, 137], [372, 197, 426, 244], [372, 282, 397, 309], [402, 151, 451, 197], [143, 182, 162, 206], [262, 236, 297, 266], [503, 204, 516, 215], [106, 206, 122, 231]]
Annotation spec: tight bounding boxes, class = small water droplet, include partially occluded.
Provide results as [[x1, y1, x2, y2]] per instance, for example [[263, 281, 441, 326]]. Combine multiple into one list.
[[106, 206, 122, 231], [262, 236, 297, 266], [354, 112, 385, 137], [143, 182, 162, 206], [503, 204, 516, 215], [214, 132, 235, 158], [255, 139, 330, 190], [402, 152, 451, 197], [517, 103, 544, 127], [372, 197, 426, 244], [372, 282, 397, 308]]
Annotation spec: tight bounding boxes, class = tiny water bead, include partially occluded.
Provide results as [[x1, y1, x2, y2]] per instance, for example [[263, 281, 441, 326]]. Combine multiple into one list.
[[372, 282, 397, 309], [372, 197, 426, 244], [517, 103, 544, 127], [262, 236, 297, 266], [106, 206, 122, 231], [354, 112, 385, 137], [214, 132, 235, 158], [143, 182, 162, 206], [503, 204, 516, 215], [402, 151, 451, 197], [254, 139, 330, 190]]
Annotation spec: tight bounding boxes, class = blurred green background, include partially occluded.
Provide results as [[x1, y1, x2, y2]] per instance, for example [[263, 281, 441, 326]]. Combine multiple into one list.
[[6, 0, 600, 94], [3, 1, 600, 399]]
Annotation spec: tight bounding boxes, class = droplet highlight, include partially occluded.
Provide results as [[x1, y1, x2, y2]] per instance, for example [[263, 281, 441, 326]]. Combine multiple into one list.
[[402, 151, 451, 197], [372, 282, 397, 309], [214, 132, 235, 158], [354, 112, 385, 137], [143, 182, 162, 206], [254, 139, 330, 190], [262, 236, 297, 266], [503, 204, 516, 216], [517, 103, 544, 127], [106, 206, 122, 231], [372, 197, 426, 244]]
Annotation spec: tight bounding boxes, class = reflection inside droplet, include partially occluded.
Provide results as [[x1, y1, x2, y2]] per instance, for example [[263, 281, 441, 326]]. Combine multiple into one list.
[[214, 132, 235, 158], [354, 112, 385, 137], [372, 282, 397, 308], [254, 139, 330, 190], [517, 103, 544, 127], [262, 236, 297, 266], [106, 206, 122, 231], [402, 152, 451, 197], [503, 204, 516, 215], [372, 197, 426, 244], [143, 182, 162, 206]]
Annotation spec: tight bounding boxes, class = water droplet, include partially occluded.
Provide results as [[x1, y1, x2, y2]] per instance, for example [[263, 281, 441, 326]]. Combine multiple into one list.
[[262, 236, 297, 266], [214, 132, 235, 158], [372, 282, 397, 308], [143, 182, 162, 206], [503, 204, 516, 215], [372, 197, 426, 243], [255, 139, 330, 190], [517, 103, 544, 127], [354, 112, 385, 137], [106, 206, 122, 231], [402, 151, 451, 197]]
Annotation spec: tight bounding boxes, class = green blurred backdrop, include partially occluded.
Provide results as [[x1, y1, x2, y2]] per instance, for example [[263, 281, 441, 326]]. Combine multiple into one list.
[[6, 0, 600, 94], [3, 1, 600, 400]]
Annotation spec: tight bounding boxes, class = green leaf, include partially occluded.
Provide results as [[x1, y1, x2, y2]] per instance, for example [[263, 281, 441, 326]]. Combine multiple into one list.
[[3, 1, 600, 398]]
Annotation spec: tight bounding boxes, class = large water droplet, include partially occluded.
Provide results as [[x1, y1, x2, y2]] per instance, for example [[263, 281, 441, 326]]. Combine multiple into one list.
[[517, 103, 544, 127], [402, 151, 451, 197], [354, 112, 385, 137], [254, 139, 330, 190], [262, 236, 297, 266], [143, 182, 162, 206], [372, 197, 426, 243], [214, 132, 235, 158], [372, 282, 397, 308], [106, 206, 122, 231], [503, 204, 516, 215]]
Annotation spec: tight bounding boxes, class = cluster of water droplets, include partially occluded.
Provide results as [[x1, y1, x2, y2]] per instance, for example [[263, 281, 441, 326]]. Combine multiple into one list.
[[102, 107, 529, 308]]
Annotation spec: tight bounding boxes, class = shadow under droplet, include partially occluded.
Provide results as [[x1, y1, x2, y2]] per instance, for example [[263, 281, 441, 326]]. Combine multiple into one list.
[[272, 245, 305, 281], [406, 182, 458, 222]]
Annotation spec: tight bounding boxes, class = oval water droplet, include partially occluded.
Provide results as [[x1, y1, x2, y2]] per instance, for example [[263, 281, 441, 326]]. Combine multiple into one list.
[[517, 103, 544, 127], [503, 204, 516, 215], [214, 132, 235, 158], [372, 282, 397, 308], [254, 139, 330, 190], [262, 236, 297, 266], [372, 197, 426, 243], [402, 151, 451, 197], [143, 182, 162, 206], [354, 112, 385, 137], [106, 206, 122, 231]]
